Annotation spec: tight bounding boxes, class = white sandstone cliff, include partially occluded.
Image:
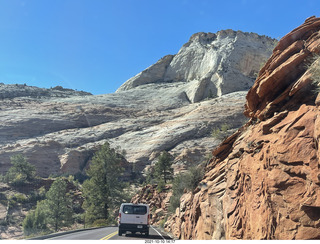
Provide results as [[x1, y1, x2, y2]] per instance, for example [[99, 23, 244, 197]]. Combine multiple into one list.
[[117, 30, 276, 102], [0, 30, 276, 178]]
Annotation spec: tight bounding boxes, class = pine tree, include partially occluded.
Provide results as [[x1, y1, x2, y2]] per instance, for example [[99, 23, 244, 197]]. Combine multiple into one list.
[[154, 151, 173, 184], [82, 142, 126, 225], [6, 154, 36, 185], [45, 178, 73, 232]]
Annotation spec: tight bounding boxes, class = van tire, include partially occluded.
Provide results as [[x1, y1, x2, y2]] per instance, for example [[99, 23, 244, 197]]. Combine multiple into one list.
[[145, 230, 149, 237], [118, 230, 122, 236]]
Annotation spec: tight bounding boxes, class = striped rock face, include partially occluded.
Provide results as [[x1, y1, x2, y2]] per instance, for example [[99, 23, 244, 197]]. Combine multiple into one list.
[[165, 16, 320, 240]]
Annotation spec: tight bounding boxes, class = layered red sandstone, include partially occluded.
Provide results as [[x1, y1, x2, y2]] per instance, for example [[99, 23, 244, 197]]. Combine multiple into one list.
[[165, 16, 320, 240]]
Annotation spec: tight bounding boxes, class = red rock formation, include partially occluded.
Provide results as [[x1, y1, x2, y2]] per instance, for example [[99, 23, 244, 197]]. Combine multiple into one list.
[[131, 184, 172, 225], [245, 16, 320, 120], [165, 16, 320, 240]]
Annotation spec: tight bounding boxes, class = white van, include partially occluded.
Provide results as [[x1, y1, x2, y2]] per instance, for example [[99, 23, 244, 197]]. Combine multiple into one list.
[[118, 203, 151, 236]]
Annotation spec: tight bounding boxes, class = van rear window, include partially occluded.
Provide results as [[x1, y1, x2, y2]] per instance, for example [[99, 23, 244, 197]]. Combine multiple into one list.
[[123, 205, 147, 215]]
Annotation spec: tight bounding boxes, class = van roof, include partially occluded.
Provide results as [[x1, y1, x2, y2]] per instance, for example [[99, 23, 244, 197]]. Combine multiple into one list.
[[120, 203, 149, 207]]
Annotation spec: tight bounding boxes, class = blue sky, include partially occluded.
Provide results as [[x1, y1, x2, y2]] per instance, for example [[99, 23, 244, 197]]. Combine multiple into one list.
[[0, 0, 318, 95]]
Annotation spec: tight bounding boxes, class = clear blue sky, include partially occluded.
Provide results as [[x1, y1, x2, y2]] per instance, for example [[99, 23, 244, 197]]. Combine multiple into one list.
[[0, 0, 318, 95]]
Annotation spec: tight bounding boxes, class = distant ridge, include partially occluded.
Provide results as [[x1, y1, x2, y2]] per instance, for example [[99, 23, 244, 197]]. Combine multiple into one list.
[[0, 83, 92, 99]]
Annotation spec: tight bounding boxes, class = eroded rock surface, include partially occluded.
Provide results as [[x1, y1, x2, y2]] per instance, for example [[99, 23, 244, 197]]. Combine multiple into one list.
[[0, 88, 247, 177]]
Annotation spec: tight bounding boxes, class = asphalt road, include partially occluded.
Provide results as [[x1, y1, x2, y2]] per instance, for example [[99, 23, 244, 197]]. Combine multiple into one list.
[[46, 226, 173, 240]]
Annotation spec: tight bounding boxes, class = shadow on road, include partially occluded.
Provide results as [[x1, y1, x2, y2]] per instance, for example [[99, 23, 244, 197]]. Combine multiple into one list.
[[125, 233, 168, 240]]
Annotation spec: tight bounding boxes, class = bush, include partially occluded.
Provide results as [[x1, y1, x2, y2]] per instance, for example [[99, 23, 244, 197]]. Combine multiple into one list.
[[168, 194, 181, 214], [12, 193, 27, 204], [159, 215, 168, 229], [168, 165, 204, 213], [92, 219, 108, 227], [73, 213, 83, 224], [211, 123, 230, 140], [23, 200, 49, 236], [27, 187, 46, 203]]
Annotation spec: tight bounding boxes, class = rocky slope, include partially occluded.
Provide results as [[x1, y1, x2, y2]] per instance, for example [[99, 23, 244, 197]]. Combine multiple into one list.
[[0, 30, 275, 179], [0, 89, 247, 178], [0, 178, 83, 240], [164, 16, 320, 240], [0, 83, 92, 99], [117, 30, 276, 103], [131, 184, 172, 226]]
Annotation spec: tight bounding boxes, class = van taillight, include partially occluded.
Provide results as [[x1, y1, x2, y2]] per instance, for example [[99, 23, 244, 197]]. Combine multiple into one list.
[[119, 213, 121, 223], [148, 214, 150, 225]]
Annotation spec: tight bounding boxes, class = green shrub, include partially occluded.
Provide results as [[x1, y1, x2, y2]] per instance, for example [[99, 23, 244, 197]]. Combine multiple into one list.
[[73, 213, 83, 224], [27, 187, 46, 203], [23, 200, 49, 236], [12, 193, 27, 203], [92, 219, 108, 227], [168, 194, 181, 213], [220, 123, 229, 132], [168, 165, 204, 213], [8, 198, 17, 208], [211, 123, 231, 140], [159, 215, 168, 229]]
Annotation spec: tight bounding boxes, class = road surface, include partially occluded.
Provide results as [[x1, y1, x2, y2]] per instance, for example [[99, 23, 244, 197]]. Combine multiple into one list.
[[46, 226, 173, 240]]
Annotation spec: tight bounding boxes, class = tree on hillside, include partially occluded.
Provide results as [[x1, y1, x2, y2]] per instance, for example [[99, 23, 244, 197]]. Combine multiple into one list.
[[45, 178, 73, 232], [23, 178, 73, 235], [23, 200, 48, 236], [82, 142, 127, 225], [5, 154, 36, 185], [154, 151, 174, 184]]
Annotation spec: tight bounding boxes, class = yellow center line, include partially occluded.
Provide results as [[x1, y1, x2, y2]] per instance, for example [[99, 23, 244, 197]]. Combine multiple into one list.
[[100, 231, 118, 240]]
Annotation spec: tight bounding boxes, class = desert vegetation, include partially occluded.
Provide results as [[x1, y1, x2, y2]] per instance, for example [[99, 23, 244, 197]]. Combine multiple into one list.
[[1, 155, 36, 186], [0, 143, 133, 238], [211, 123, 231, 139], [81, 142, 130, 226], [168, 165, 205, 213]]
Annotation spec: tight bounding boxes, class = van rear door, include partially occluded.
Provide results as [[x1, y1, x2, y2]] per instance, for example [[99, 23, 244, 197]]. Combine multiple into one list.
[[121, 204, 148, 225]]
